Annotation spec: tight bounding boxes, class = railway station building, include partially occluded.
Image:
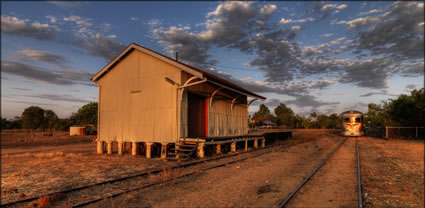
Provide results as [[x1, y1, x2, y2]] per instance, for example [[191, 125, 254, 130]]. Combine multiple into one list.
[[91, 43, 286, 159]]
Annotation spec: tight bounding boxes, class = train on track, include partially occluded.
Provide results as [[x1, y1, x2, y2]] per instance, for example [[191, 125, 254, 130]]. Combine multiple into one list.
[[341, 110, 364, 136]]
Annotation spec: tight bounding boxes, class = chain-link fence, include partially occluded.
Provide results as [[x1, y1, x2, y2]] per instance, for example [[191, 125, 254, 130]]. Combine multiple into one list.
[[365, 127, 385, 138], [385, 127, 425, 139]]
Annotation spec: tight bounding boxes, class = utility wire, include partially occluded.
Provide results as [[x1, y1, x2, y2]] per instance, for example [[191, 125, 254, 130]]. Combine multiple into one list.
[[178, 56, 261, 72]]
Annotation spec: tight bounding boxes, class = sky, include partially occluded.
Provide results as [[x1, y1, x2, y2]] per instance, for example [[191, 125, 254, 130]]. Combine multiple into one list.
[[1, 1, 424, 119]]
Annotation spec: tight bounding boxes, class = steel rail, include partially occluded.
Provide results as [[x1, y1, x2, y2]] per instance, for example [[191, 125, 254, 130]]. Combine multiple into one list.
[[1, 142, 287, 208], [72, 146, 279, 207], [356, 137, 363, 208], [278, 137, 348, 208]]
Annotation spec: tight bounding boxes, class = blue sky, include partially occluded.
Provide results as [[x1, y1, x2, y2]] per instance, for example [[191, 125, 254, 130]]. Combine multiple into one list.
[[1, 1, 424, 119]]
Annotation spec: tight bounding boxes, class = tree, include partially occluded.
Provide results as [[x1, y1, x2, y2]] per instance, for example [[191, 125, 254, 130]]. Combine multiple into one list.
[[316, 114, 329, 129], [327, 113, 340, 129], [252, 104, 272, 120], [74, 102, 98, 127], [274, 103, 295, 128], [44, 110, 58, 134], [21, 106, 45, 137]]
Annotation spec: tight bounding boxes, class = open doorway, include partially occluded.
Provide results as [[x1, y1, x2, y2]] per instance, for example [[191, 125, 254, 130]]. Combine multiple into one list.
[[187, 92, 208, 137]]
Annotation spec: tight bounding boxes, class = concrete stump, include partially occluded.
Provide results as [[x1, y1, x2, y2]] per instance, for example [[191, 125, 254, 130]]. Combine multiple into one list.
[[231, 142, 236, 153], [216, 144, 221, 154], [197, 143, 205, 159], [107, 141, 112, 154], [132, 142, 137, 156], [146, 142, 152, 158], [161, 143, 167, 159], [245, 139, 248, 151], [97, 141, 104, 154], [118, 141, 123, 155]]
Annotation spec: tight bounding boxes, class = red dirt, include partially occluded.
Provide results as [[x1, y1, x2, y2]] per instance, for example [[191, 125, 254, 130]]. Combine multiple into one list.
[[1, 130, 423, 207]]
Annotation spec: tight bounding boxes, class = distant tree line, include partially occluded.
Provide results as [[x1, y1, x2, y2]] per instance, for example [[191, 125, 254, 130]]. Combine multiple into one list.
[[250, 88, 424, 129], [364, 88, 424, 127], [1, 102, 98, 133], [249, 103, 341, 129]]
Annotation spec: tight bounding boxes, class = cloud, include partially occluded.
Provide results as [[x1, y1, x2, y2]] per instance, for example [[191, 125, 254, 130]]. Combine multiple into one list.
[[290, 25, 302, 31], [360, 90, 398, 97], [29, 94, 94, 103], [3, 99, 54, 106], [351, 2, 424, 60], [130, 17, 139, 21], [260, 4, 277, 16], [11, 87, 32, 91], [286, 94, 339, 108], [46, 16, 57, 23], [1, 60, 93, 85], [15, 49, 69, 67], [320, 4, 348, 12], [359, 9, 380, 16], [251, 98, 282, 107], [48, 1, 81, 9], [280, 17, 314, 24], [63, 15, 92, 28], [1, 15, 59, 40], [150, 1, 423, 94], [406, 84, 417, 90], [320, 33, 333, 38]]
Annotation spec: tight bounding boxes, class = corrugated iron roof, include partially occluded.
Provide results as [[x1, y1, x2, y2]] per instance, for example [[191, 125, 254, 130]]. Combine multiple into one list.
[[91, 43, 266, 100]]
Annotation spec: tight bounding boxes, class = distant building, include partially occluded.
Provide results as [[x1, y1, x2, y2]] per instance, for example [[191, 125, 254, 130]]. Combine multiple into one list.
[[91, 43, 266, 157]]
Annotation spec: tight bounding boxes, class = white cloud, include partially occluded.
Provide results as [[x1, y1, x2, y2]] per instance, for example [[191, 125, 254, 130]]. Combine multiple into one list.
[[63, 16, 92, 27], [290, 25, 302, 31], [359, 9, 379, 16], [321, 4, 348, 12], [260, 4, 277, 16], [46, 16, 57, 23], [130, 17, 139, 21], [280, 17, 314, 24], [320, 33, 333, 38]]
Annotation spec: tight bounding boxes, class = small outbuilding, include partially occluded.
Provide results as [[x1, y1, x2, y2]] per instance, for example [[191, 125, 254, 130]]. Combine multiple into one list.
[[91, 43, 267, 159]]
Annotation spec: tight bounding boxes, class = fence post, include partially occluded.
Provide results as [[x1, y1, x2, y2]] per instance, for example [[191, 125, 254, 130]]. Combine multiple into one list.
[[416, 127, 418, 138], [385, 127, 388, 139]]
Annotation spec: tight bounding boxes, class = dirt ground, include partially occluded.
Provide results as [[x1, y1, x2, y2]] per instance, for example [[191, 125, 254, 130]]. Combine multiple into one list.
[[1, 130, 423, 207], [360, 137, 424, 207], [1, 130, 95, 147], [285, 137, 358, 207]]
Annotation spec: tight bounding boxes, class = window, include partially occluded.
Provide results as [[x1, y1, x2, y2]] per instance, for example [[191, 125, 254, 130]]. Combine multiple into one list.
[[344, 118, 350, 122], [355, 118, 361, 123]]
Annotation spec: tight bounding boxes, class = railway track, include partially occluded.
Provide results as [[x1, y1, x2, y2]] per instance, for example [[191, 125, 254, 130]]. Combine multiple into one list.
[[278, 137, 364, 208], [1, 142, 289, 208]]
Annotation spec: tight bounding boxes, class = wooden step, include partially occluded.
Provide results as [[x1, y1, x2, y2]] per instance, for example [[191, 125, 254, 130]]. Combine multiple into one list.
[[170, 148, 193, 152], [175, 144, 197, 148], [167, 152, 190, 156]]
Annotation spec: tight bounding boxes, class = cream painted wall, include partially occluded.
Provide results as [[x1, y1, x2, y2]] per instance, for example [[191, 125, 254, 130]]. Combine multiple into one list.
[[98, 50, 181, 143]]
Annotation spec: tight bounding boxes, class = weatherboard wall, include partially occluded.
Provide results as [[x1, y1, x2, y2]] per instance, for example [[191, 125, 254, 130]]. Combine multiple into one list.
[[98, 50, 180, 143]]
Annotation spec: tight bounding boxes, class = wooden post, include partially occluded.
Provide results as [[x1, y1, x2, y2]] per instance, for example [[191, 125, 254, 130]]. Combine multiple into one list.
[[231, 142, 236, 153], [245, 138, 248, 151], [97, 141, 104, 154], [161, 143, 167, 159], [197, 143, 205, 159], [261, 138, 265, 148], [385, 127, 388, 139], [118, 141, 123, 155], [175, 143, 180, 159], [254, 139, 258, 148], [132, 142, 137, 156], [216, 144, 221, 154], [146, 142, 152, 158], [107, 141, 112, 154]]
